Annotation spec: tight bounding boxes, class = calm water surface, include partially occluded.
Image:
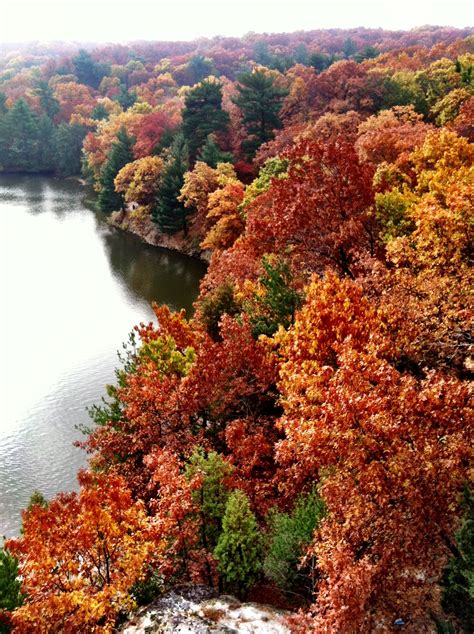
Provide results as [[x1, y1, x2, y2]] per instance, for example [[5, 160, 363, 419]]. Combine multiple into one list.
[[0, 175, 206, 537]]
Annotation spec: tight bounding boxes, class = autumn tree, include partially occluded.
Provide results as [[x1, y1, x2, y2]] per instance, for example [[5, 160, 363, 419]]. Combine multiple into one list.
[[114, 155, 164, 208], [275, 273, 472, 632], [232, 70, 288, 158], [7, 471, 156, 633]]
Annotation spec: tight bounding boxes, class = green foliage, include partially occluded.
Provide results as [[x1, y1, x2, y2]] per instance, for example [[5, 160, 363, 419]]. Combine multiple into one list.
[[0, 99, 43, 172], [0, 548, 22, 632], [33, 80, 59, 119], [214, 490, 262, 598], [130, 566, 164, 606], [98, 127, 134, 213], [115, 84, 137, 111], [342, 37, 357, 58], [309, 51, 336, 73], [91, 103, 109, 121], [294, 43, 309, 66], [54, 122, 88, 177], [185, 448, 232, 550], [187, 55, 216, 84], [139, 335, 196, 376], [35, 115, 56, 171], [375, 189, 416, 242], [232, 70, 288, 158], [440, 488, 474, 633], [26, 490, 48, 513], [182, 80, 229, 161], [198, 134, 233, 168], [240, 157, 288, 211], [199, 281, 242, 341], [73, 49, 110, 90], [85, 330, 139, 433], [381, 72, 429, 115], [245, 255, 303, 338], [354, 45, 379, 63], [153, 133, 190, 234], [264, 489, 325, 596]]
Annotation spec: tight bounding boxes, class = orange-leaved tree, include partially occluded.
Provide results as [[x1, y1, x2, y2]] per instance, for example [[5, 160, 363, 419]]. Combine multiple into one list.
[[274, 272, 472, 632], [7, 471, 158, 633]]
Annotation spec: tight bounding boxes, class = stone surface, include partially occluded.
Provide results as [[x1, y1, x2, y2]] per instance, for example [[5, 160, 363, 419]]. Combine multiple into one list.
[[120, 586, 290, 634]]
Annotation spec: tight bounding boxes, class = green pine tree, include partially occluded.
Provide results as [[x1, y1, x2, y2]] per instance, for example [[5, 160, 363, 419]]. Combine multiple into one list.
[[232, 70, 288, 158], [440, 488, 474, 633], [115, 84, 137, 111], [72, 49, 109, 90], [98, 127, 134, 213], [153, 133, 190, 234], [185, 447, 232, 551], [33, 80, 59, 119], [182, 80, 229, 162], [0, 548, 22, 633], [197, 134, 233, 168], [0, 99, 40, 171], [214, 490, 262, 598], [53, 122, 88, 177], [245, 255, 303, 338], [36, 115, 56, 172], [264, 489, 325, 597]]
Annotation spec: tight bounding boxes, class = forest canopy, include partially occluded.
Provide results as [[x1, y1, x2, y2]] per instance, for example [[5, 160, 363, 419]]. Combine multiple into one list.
[[0, 25, 473, 633]]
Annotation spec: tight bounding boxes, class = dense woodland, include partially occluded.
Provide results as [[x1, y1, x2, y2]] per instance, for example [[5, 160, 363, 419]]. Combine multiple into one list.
[[0, 26, 473, 633]]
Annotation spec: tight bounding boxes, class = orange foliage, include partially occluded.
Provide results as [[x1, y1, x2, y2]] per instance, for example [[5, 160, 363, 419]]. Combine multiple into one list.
[[276, 273, 473, 632], [7, 471, 157, 633]]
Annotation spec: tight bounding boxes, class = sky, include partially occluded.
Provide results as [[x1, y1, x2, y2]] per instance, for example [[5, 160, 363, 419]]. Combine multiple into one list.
[[0, 0, 472, 44]]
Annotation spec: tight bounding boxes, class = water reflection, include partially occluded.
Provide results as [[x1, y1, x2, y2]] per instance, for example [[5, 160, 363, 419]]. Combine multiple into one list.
[[0, 174, 205, 537]]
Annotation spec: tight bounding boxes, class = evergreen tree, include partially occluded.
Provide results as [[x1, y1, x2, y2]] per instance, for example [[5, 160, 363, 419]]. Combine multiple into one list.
[[0, 548, 22, 633], [115, 84, 137, 111], [90, 103, 109, 121], [232, 70, 288, 158], [0, 94, 6, 115], [153, 133, 190, 234], [214, 490, 262, 598], [342, 37, 357, 58], [440, 488, 474, 633], [294, 43, 310, 66], [33, 80, 59, 119], [188, 55, 215, 84], [98, 127, 134, 213], [0, 99, 39, 171], [54, 122, 87, 177], [264, 489, 324, 597], [36, 115, 56, 172], [185, 448, 232, 551], [182, 80, 229, 162], [309, 51, 335, 72], [197, 134, 233, 168], [245, 255, 303, 338], [72, 49, 109, 89]]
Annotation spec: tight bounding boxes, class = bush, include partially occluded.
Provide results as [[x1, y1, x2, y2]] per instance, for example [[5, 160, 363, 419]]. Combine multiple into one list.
[[264, 489, 324, 597], [214, 490, 262, 598]]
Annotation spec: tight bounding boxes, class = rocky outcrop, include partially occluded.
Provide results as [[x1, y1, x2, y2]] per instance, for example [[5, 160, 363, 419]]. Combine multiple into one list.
[[109, 208, 211, 263], [121, 586, 290, 634]]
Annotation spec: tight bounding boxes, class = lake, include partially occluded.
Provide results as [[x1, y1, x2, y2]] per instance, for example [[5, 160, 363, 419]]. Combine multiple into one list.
[[0, 175, 206, 538]]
